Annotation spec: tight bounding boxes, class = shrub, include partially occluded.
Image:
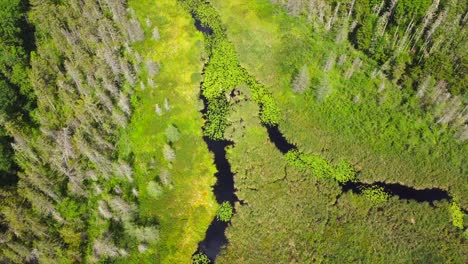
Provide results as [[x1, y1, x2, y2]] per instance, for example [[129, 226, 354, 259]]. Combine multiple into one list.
[[292, 65, 310, 93], [192, 252, 210, 264], [259, 95, 281, 125], [163, 144, 176, 162], [147, 181, 163, 199], [285, 150, 334, 179], [315, 75, 331, 100], [204, 98, 229, 140], [449, 201, 464, 229], [285, 150, 307, 169], [93, 238, 120, 258], [334, 160, 357, 183], [362, 186, 389, 206], [246, 77, 281, 126], [304, 155, 334, 180], [165, 124, 181, 143], [216, 201, 233, 222], [152, 27, 160, 40], [145, 59, 159, 77], [123, 222, 160, 243], [160, 169, 172, 187]]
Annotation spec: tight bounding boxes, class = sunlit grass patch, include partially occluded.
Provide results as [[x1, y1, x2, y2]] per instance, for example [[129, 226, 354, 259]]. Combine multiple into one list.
[[117, 0, 217, 263]]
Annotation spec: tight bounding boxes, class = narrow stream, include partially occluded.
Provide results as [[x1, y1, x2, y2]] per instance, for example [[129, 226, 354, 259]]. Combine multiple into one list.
[[266, 125, 453, 204], [267, 125, 297, 154], [343, 182, 450, 203], [190, 11, 238, 262], [197, 137, 238, 260], [193, 13, 213, 35]]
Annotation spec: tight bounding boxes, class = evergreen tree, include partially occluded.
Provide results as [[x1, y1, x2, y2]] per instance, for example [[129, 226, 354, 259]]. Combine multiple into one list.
[[292, 65, 310, 93]]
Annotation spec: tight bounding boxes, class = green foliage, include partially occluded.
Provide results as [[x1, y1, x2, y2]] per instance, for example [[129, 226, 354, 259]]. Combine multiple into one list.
[[0, 0, 32, 180], [216, 201, 233, 222], [334, 160, 357, 183], [258, 94, 281, 125], [286, 150, 332, 178], [203, 38, 245, 100], [192, 252, 210, 264], [361, 186, 390, 206], [0, 0, 31, 93], [57, 198, 86, 220], [204, 98, 229, 140], [355, 15, 375, 51], [182, 0, 225, 36], [0, 0, 24, 42], [0, 0, 465, 263], [246, 76, 281, 125], [285, 149, 306, 168], [449, 201, 464, 229], [183, 0, 282, 140], [306, 155, 334, 180], [286, 150, 357, 183], [0, 0, 166, 262], [394, 0, 432, 25], [0, 135, 14, 173], [186, 5, 243, 139], [272, 0, 467, 95], [0, 79, 17, 120], [423, 51, 455, 85]]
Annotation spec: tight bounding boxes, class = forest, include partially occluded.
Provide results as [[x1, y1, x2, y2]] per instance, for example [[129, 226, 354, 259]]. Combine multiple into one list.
[[0, 0, 466, 263]]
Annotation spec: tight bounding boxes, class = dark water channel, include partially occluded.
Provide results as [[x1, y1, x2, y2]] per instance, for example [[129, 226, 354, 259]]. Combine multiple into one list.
[[195, 98, 237, 261], [189, 10, 238, 262], [203, 138, 238, 205], [266, 125, 452, 204], [193, 13, 213, 35], [267, 125, 297, 153], [197, 138, 238, 260], [343, 181, 450, 203]]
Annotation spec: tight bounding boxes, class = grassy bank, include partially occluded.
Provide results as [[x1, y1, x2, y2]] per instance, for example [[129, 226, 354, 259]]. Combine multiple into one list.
[[119, 0, 217, 262]]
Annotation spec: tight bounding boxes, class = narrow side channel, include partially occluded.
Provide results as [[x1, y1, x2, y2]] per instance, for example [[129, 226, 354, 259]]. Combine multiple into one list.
[[342, 181, 450, 204], [266, 125, 297, 154], [197, 137, 238, 260], [266, 125, 454, 204], [189, 9, 239, 262]]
